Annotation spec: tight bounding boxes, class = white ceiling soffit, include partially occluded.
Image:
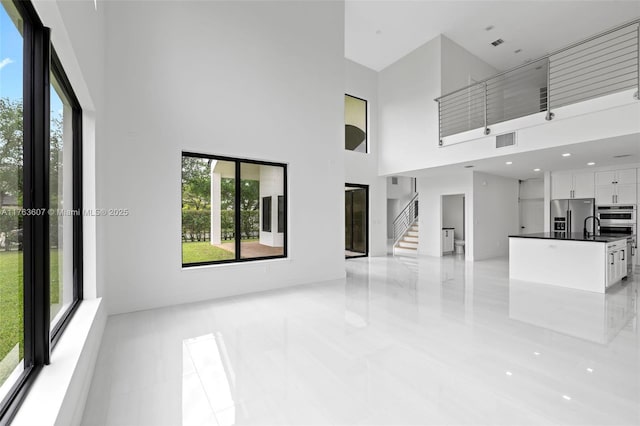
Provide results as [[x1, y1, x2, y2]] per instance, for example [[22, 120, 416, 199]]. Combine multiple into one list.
[[410, 133, 640, 181], [346, 1, 640, 72]]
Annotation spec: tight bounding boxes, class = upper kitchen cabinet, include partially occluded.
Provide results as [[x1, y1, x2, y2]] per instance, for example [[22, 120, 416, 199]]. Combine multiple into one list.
[[595, 169, 637, 205], [551, 171, 594, 199], [595, 169, 637, 186]]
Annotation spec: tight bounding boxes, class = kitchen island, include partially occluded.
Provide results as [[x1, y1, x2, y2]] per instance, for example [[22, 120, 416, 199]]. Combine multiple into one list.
[[509, 233, 628, 293]]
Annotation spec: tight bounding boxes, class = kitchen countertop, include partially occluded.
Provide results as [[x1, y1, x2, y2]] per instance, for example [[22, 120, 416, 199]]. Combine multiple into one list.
[[509, 232, 628, 243]]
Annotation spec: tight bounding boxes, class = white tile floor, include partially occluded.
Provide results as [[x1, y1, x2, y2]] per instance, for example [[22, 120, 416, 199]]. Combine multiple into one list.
[[81, 256, 640, 425]]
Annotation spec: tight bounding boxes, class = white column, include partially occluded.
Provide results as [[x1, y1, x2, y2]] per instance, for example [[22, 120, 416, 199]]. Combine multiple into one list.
[[543, 171, 552, 233], [211, 170, 222, 245]]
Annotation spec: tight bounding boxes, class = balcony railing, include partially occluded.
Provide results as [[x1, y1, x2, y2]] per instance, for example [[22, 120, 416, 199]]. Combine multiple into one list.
[[435, 19, 640, 144]]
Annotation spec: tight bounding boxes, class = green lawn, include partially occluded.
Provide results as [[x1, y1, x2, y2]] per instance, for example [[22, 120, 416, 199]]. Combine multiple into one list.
[[182, 241, 235, 263], [181, 239, 259, 263], [0, 250, 24, 385], [0, 250, 59, 385]]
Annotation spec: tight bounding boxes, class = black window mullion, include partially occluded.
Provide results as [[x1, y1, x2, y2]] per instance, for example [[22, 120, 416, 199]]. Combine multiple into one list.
[[23, 24, 51, 366], [234, 161, 241, 259], [283, 167, 288, 257], [72, 106, 83, 301]]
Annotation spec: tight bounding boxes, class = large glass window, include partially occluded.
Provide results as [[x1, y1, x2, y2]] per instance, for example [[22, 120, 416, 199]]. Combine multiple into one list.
[[0, 0, 24, 403], [182, 153, 286, 266], [345, 94, 367, 153], [0, 0, 83, 420], [49, 68, 74, 330]]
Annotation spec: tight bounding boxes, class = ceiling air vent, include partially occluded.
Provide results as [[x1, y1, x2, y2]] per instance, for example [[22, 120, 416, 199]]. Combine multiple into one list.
[[613, 154, 632, 158], [496, 132, 516, 148], [391, 177, 398, 185], [491, 38, 504, 47]]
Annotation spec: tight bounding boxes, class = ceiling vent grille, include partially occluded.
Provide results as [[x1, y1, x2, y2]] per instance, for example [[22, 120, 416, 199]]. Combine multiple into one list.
[[391, 177, 398, 185], [496, 132, 516, 148]]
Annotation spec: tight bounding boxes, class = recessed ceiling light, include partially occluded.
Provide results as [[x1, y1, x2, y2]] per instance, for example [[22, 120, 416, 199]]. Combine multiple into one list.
[[505, 371, 513, 376], [491, 38, 504, 47], [533, 168, 541, 172], [533, 352, 540, 356], [587, 162, 595, 166], [485, 25, 494, 31], [505, 161, 513, 165], [514, 49, 522, 54], [562, 395, 572, 401], [586, 368, 594, 373], [562, 153, 571, 157]]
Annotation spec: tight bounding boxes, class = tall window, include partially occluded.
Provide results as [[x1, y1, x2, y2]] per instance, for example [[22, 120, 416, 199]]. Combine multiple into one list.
[[0, 0, 83, 421], [0, 0, 25, 405], [182, 153, 287, 266], [345, 94, 367, 153]]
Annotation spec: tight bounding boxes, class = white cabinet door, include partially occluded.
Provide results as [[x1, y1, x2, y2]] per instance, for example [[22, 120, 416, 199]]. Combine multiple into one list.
[[442, 229, 454, 253], [616, 168, 637, 185], [596, 185, 615, 205], [573, 172, 595, 198], [616, 184, 637, 204], [596, 171, 616, 186], [607, 250, 616, 287], [552, 173, 573, 199], [619, 248, 628, 280]]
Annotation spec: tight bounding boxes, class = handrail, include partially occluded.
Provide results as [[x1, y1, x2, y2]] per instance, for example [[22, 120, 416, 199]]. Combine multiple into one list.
[[435, 18, 640, 141], [435, 17, 640, 101], [393, 192, 419, 243]]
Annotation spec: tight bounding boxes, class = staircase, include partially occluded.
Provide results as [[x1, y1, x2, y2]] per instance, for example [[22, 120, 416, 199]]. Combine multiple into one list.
[[394, 222, 419, 257], [392, 193, 419, 257]]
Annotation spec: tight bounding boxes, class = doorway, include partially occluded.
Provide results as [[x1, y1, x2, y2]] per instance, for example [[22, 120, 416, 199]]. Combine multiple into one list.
[[442, 194, 465, 256], [345, 184, 368, 258]]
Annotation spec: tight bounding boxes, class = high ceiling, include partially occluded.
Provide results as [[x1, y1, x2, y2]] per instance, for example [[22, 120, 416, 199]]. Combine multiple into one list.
[[346, 1, 640, 72]]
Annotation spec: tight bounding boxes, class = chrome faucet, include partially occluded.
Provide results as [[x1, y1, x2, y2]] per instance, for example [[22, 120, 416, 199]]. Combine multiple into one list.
[[583, 216, 600, 237]]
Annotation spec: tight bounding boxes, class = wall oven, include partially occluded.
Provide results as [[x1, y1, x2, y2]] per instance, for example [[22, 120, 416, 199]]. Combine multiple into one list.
[[597, 205, 636, 225]]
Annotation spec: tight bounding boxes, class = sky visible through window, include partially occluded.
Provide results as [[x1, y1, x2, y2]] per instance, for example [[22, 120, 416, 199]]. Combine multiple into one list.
[[0, 6, 63, 117]]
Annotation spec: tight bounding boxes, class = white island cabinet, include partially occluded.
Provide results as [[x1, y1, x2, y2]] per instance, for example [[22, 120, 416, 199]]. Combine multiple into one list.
[[509, 234, 627, 293]]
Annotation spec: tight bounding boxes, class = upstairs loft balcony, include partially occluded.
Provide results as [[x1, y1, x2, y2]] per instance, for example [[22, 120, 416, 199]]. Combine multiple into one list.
[[435, 20, 640, 146]]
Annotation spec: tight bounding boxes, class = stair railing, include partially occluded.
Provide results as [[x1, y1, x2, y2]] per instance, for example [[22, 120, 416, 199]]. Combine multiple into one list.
[[393, 193, 419, 243]]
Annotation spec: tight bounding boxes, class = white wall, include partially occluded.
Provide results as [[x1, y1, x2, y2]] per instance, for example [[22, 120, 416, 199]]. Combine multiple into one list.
[[379, 35, 499, 176], [440, 35, 498, 94], [473, 171, 519, 260], [344, 59, 387, 257], [520, 178, 544, 199], [387, 176, 414, 199], [378, 36, 441, 176], [101, 1, 346, 314], [442, 194, 464, 240], [416, 171, 474, 258]]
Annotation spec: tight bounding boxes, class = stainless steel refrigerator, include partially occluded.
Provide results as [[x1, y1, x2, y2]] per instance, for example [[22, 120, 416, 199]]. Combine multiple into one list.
[[551, 198, 596, 235]]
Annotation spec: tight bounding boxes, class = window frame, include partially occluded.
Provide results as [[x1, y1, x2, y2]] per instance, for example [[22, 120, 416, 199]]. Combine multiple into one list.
[[181, 152, 288, 268], [0, 0, 83, 422], [344, 93, 368, 154]]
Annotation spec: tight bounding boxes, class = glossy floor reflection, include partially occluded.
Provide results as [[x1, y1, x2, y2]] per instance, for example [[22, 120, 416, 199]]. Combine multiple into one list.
[[82, 256, 640, 425]]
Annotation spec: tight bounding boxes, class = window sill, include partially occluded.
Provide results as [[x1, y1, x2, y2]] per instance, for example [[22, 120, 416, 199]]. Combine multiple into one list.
[[181, 256, 291, 271], [11, 298, 106, 426]]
